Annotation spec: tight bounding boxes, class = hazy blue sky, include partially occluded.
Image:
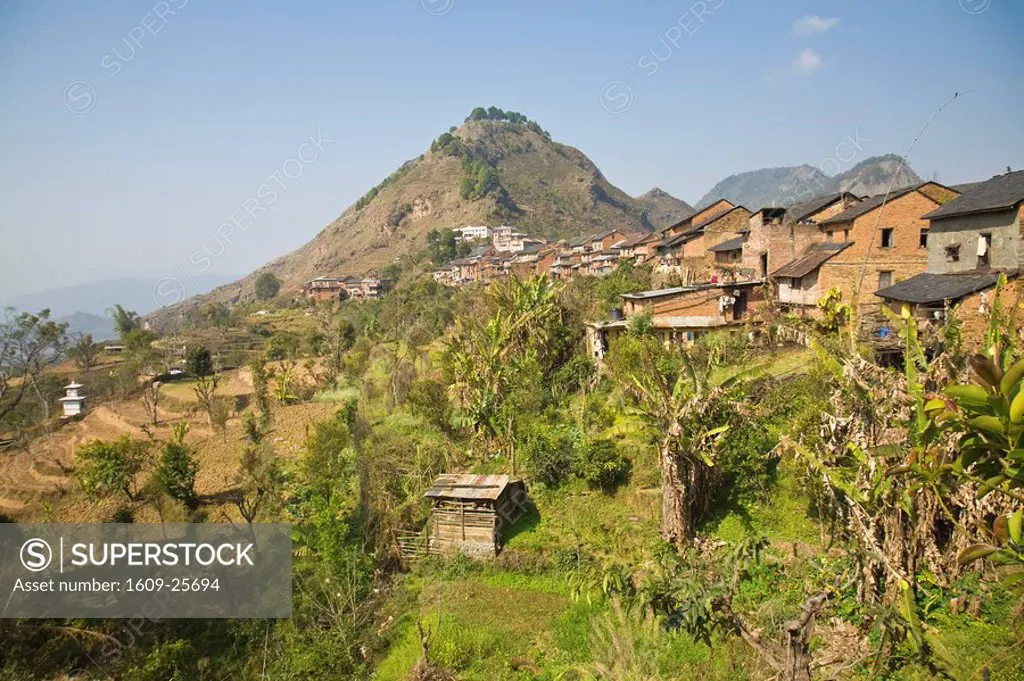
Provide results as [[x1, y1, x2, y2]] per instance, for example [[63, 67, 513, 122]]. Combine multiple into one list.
[[0, 0, 1021, 301]]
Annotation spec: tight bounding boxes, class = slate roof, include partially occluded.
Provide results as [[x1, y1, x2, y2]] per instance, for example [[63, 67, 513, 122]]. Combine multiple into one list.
[[923, 171, 1024, 220], [569, 234, 596, 248], [783, 192, 859, 225], [519, 242, 546, 255], [772, 242, 851, 279], [424, 474, 512, 501], [659, 231, 702, 249], [950, 181, 984, 195], [709, 236, 744, 252], [818, 185, 928, 225], [618, 231, 652, 249], [874, 271, 1012, 304], [693, 205, 748, 230]]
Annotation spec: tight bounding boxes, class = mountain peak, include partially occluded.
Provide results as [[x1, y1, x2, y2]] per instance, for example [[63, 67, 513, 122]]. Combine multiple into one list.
[[695, 155, 922, 210]]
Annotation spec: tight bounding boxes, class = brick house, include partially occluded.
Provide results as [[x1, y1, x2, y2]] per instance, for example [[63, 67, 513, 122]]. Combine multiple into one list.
[[656, 205, 751, 281], [303, 276, 348, 302], [303, 276, 390, 301], [772, 243, 852, 312], [813, 182, 960, 308], [585, 281, 766, 361], [744, 192, 861, 281]]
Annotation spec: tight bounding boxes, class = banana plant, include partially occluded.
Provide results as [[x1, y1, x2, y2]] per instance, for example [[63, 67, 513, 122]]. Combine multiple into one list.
[[940, 353, 1024, 496], [941, 352, 1024, 597], [958, 509, 1024, 597]]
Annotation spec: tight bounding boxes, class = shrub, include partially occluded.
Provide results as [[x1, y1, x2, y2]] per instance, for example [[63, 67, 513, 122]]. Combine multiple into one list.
[[520, 422, 578, 487], [266, 332, 300, 360], [74, 436, 151, 501], [572, 439, 631, 491], [185, 345, 214, 377], [254, 272, 281, 300], [155, 423, 199, 510]]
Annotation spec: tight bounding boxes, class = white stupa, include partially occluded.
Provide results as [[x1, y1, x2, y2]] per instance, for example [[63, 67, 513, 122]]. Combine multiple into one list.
[[60, 380, 87, 418]]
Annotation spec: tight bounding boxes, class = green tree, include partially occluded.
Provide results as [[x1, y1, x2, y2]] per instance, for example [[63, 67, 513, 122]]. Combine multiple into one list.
[[107, 303, 140, 339], [68, 333, 101, 372], [74, 435, 151, 501], [254, 272, 281, 300], [427, 228, 459, 264], [155, 422, 199, 510], [186, 345, 214, 377]]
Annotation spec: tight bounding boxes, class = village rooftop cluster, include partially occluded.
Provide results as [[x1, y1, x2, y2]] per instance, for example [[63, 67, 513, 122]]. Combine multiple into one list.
[[427, 172, 1024, 361]]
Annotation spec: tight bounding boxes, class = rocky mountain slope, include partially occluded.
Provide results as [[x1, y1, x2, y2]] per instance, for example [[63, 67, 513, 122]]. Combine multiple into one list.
[[635, 188, 695, 229], [695, 154, 922, 210], [148, 111, 664, 330]]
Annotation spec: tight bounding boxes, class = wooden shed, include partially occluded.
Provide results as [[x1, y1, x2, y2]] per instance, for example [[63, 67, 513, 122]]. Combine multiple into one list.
[[423, 474, 528, 556]]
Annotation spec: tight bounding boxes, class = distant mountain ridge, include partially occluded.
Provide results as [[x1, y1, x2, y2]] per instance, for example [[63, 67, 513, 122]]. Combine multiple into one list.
[[636, 188, 695, 229], [6, 275, 237, 338], [694, 154, 923, 210]]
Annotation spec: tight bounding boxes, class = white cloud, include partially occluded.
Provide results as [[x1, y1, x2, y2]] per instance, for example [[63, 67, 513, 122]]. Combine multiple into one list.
[[792, 15, 840, 35], [792, 48, 824, 74]]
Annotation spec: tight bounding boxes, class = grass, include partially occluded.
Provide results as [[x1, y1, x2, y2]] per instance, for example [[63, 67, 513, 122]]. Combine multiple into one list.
[[703, 470, 821, 548]]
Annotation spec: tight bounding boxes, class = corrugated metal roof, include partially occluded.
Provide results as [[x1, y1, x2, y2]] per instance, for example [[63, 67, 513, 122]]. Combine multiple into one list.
[[424, 474, 511, 501]]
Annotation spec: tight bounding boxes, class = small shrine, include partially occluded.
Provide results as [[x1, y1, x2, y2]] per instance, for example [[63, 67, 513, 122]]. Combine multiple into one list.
[[60, 380, 87, 418]]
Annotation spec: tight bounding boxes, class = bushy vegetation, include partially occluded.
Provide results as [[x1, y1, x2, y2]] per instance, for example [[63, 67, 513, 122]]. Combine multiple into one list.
[[254, 272, 281, 300], [4, 273, 1023, 680], [464, 106, 551, 139]]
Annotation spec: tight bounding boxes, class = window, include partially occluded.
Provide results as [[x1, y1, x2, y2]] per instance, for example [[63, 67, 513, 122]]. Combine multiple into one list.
[[979, 233, 992, 268], [826, 230, 834, 242], [878, 271, 893, 290], [919, 229, 928, 248], [843, 229, 850, 242], [945, 244, 960, 262], [881, 228, 894, 249]]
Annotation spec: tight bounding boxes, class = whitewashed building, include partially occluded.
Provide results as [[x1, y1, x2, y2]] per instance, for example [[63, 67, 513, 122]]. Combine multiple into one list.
[[60, 380, 87, 418], [455, 225, 492, 242]]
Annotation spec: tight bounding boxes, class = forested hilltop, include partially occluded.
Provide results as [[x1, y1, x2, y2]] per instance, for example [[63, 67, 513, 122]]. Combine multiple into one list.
[[1, 262, 1022, 680]]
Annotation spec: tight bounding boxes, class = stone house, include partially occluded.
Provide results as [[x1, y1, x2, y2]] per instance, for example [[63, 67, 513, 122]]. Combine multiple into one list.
[[919, 170, 1024, 274]]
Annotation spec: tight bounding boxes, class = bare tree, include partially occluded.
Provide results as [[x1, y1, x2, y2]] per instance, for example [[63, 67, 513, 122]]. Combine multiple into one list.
[[140, 381, 162, 425], [191, 374, 220, 425]]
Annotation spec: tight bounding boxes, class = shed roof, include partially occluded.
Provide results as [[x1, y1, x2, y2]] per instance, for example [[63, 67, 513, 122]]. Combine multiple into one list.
[[923, 171, 1024, 220], [772, 242, 851, 279], [709, 236, 744, 252], [424, 474, 512, 501], [874, 271, 1012, 304]]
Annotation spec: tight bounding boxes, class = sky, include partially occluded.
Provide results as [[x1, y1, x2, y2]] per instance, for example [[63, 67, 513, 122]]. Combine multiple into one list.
[[0, 0, 1021, 301]]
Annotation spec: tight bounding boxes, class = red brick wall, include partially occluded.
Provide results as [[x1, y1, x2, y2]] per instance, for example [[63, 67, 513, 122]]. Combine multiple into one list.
[[825, 189, 945, 305]]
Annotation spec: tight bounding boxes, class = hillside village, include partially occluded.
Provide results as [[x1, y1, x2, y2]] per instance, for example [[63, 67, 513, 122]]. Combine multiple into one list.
[[403, 171, 1024, 363]]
